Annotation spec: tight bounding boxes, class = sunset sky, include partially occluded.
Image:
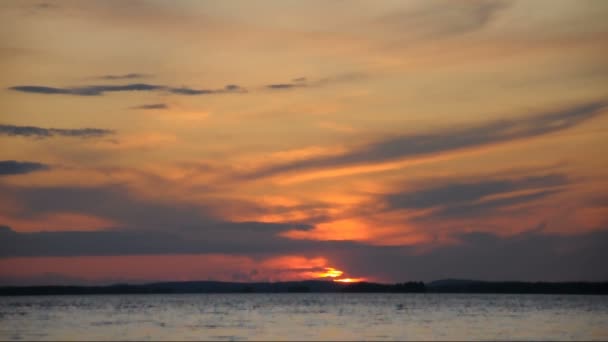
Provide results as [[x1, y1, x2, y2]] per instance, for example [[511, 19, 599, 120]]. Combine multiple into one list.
[[1, 0, 607, 285]]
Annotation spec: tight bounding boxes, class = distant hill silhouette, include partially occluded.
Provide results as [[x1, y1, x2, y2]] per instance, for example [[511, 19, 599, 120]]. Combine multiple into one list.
[[1, 279, 606, 296]]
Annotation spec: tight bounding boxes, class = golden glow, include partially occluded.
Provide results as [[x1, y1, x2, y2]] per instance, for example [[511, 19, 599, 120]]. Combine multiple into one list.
[[334, 278, 366, 283], [317, 267, 344, 278], [313, 266, 367, 283]]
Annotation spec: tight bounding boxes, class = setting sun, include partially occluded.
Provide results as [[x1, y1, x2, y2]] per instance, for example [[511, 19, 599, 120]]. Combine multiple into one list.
[[313, 267, 366, 283]]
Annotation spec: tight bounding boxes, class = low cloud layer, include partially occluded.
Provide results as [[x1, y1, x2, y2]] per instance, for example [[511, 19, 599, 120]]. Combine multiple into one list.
[[0, 124, 114, 138], [1, 225, 606, 282], [332, 229, 608, 282], [0, 161, 50, 176]]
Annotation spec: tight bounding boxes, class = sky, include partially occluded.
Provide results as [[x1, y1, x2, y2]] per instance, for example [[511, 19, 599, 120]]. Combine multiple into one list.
[[1, 0, 607, 285]]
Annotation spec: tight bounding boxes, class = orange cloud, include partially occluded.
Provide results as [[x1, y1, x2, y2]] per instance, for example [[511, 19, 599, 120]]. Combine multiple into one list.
[[281, 218, 371, 241], [280, 210, 433, 247]]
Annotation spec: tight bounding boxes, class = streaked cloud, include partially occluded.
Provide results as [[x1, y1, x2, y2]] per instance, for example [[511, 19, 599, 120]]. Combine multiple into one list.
[[169, 84, 245, 95], [0, 124, 114, 138], [384, 174, 568, 210], [266, 78, 307, 90], [265, 73, 365, 90], [242, 101, 606, 180], [9, 83, 246, 96], [131, 103, 168, 110], [98, 73, 149, 80]]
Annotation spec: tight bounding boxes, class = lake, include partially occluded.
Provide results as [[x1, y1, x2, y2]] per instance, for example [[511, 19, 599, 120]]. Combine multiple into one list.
[[1, 293, 607, 340]]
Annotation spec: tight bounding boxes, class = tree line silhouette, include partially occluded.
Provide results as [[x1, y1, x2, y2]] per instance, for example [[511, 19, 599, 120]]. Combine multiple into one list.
[[1, 279, 607, 296]]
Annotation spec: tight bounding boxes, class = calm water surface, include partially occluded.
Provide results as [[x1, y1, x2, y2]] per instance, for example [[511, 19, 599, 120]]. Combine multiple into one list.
[[1, 293, 607, 340]]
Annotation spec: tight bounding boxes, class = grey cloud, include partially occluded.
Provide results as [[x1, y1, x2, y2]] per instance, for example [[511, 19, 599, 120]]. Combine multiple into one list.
[[431, 189, 562, 220], [373, 173, 570, 226], [266, 83, 306, 90], [0, 183, 313, 235], [0, 124, 114, 138], [265, 73, 364, 90], [131, 103, 168, 110], [10, 73, 355, 97], [168, 84, 245, 95], [0, 223, 312, 258], [71, 83, 164, 95], [243, 101, 607, 179], [9, 83, 164, 96], [9, 83, 246, 96], [9, 86, 72, 95], [2, 184, 212, 229], [0, 161, 50, 176], [225, 84, 242, 91]]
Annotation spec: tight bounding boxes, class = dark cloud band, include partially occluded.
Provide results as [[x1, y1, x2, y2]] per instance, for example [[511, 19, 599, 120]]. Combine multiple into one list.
[[9, 83, 246, 96], [0, 124, 114, 138], [0, 161, 50, 176]]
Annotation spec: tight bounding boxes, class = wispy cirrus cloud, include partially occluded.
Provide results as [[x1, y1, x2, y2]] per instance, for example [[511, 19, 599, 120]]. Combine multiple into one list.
[[9, 83, 246, 96], [375, 0, 510, 39], [0, 161, 50, 176], [130, 103, 168, 110], [241, 101, 607, 180], [10, 72, 360, 97], [384, 174, 568, 211], [98, 73, 149, 80], [265, 73, 365, 90], [379, 173, 569, 223], [169, 84, 245, 95], [266, 77, 308, 90], [0, 124, 114, 138]]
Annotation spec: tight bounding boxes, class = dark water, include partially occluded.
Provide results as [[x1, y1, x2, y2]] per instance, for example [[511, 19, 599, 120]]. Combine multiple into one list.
[[1, 293, 607, 340]]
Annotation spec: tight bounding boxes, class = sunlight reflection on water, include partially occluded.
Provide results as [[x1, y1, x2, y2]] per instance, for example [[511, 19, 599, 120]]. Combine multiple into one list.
[[1, 293, 607, 340]]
